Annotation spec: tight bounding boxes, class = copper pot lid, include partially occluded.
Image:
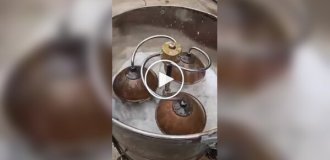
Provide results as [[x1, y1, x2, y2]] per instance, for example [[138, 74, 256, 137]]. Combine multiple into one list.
[[113, 66, 158, 103], [156, 92, 206, 135], [161, 44, 211, 85], [171, 52, 206, 85]]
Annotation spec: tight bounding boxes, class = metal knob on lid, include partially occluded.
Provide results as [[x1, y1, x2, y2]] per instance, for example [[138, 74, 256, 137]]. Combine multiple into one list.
[[161, 41, 182, 63]]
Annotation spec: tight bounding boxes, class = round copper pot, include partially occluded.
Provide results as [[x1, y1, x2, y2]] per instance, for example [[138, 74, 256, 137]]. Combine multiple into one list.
[[171, 52, 206, 85], [113, 66, 158, 103], [3, 37, 112, 150], [156, 92, 206, 135]]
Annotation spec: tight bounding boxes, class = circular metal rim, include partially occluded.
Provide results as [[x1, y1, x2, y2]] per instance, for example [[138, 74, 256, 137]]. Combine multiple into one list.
[[112, 5, 217, 18], [89, 5, 217, 140]]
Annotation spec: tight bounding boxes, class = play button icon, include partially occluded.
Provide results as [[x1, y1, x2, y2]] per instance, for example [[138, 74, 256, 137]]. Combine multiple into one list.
[[143, 59, 184, 99], [158, 72, 174, 88]]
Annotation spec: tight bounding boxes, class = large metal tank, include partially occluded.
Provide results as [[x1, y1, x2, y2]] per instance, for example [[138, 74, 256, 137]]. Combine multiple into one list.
[[95, 6, 217, 160]]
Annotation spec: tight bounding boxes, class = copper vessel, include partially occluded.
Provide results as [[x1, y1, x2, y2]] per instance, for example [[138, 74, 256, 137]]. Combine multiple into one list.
[[156, 92, 206, 135], [161, 42, 210, 85], [113, 66, 158, 103], [4, 37, 112, 149], [161, 41, 205, 85], [113, 35, 176, 103], [172, 52, 206, 85]]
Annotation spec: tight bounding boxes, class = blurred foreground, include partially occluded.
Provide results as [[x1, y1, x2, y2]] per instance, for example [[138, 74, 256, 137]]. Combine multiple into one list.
[[0, 0, 112, 160], [219, 0, 330, 160]]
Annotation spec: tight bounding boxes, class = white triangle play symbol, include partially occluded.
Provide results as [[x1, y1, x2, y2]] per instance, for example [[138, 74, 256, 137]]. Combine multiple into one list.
[[158, 72, 174, 88]]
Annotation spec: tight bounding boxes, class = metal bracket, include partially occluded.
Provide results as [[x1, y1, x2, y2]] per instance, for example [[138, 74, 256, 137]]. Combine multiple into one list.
[[113, 136, 130, 160], [201, 131, 218, 160]]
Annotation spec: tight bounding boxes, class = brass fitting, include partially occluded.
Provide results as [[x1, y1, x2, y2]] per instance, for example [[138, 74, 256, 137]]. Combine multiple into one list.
[[161, 41, 182, 62]]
